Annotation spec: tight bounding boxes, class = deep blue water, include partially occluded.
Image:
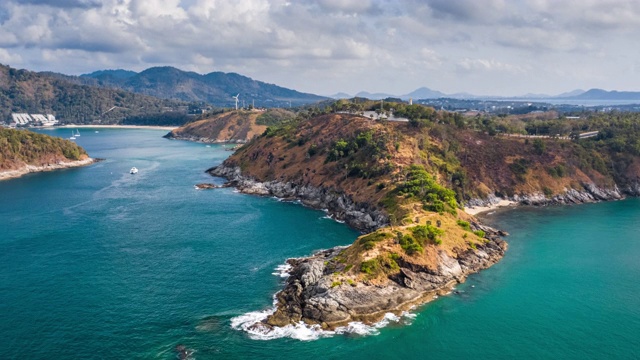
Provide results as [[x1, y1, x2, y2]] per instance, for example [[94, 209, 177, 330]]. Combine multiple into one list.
[[1, 128, 639, 359]]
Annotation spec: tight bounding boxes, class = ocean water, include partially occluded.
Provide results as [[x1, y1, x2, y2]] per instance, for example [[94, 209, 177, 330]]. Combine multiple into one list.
[[1, 128, 639, 359]]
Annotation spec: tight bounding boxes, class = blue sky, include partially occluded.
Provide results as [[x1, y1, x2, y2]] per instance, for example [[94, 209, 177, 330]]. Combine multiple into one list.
[[1, 0, 639, 96]]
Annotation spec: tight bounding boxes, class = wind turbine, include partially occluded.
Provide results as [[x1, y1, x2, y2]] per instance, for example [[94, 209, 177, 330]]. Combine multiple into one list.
[[232, 94, 240, 110]]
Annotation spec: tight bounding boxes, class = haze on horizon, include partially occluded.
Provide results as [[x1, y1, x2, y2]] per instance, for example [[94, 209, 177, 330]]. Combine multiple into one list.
[[0, 0, 639, 97]]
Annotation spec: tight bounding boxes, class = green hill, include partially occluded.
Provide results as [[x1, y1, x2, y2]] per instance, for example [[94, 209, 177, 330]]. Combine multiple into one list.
[[0, 127, 91, 179], [0, 64, 193, 125], [80, 66, 327, 107]]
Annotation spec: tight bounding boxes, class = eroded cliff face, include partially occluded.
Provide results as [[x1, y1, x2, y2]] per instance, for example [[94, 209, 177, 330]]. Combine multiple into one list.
[[466, 183, 624, 208], [208, 162, 507, 329], [208, 164, 388, 232], [206, 112, 640, 332]]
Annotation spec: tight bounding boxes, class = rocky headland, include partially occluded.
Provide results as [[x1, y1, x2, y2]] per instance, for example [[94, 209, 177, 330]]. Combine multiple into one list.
[[209, 163, 507, 329], [205, 107, 640, 334], [0, 127, 95, 181]]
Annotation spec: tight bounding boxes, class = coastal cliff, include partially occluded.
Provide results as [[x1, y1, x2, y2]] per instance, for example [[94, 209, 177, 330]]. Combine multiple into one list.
[[209, 164, 387, 232], [210, 163, 507, 329], [0, 128, 93, 180], [209, 108, 640, 332]]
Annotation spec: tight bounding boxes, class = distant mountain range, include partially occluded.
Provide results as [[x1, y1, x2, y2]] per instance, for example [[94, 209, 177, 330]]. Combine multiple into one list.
[[80, 67, 327, 107], [330, 87, 640, 102]]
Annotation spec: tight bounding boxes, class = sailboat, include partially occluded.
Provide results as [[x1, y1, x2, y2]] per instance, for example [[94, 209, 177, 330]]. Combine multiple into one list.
[[75, 129, 81, 137], [70, 131, 76, 140]]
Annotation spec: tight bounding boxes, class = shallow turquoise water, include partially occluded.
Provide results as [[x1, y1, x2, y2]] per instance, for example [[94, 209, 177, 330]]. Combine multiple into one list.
[[1, 128, 639, 359]]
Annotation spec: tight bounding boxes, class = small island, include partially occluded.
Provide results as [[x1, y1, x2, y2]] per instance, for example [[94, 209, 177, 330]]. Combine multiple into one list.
[[0, 127, 94, 181]]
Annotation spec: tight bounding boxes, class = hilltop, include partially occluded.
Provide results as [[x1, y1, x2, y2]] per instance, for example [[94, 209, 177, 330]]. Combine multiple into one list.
[[0, 127, 93, 180], [81, 67, 327, 108], [164, 108, 295, 143], [207, 102, 640, 330], [0, 64, 192, 125]]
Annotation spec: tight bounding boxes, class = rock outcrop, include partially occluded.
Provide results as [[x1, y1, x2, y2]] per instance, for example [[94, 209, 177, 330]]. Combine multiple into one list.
[[466, 182, 624, 209], [258, 223, 507, 329], [208, 164, 388, 233]]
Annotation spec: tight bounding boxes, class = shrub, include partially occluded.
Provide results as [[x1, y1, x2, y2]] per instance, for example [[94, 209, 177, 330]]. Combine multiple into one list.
[[410, 224, 444, 245], [399, 234, 423, 255], [360, 259, 378, 274], [359, 232, 389, 250], [473, 230, 485, 238], [397, 165, 458, 214], [307, 144, 318, 157], [457, 220, 471, 231], [533, 139, 546, 155]]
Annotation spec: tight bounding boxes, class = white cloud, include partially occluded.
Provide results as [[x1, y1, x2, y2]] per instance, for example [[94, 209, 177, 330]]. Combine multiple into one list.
[[0, 0, 639, 96]]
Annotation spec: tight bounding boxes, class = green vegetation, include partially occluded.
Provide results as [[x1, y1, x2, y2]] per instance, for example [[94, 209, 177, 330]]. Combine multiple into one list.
[[396, 165, 458, 214], [360, 259, 378, 275], [360, 255, 400, 277], [509, 158, 530, 181], [410, 224, 444, 245], [359, 232, 390, 250], [0, 128, 87, 167], [473, 230, 486, 238], [547, 164, 567, 178], [0, 64, 193, 125], [399, 234, 423, 255], [256, 109, 296, 126], [456, 220, 471, 231]]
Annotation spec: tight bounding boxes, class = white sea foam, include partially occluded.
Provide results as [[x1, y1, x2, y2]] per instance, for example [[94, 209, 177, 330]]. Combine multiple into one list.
[[231, 261, 418, 341], [271, 263, 293, 278], [231, 300, 417, 341]]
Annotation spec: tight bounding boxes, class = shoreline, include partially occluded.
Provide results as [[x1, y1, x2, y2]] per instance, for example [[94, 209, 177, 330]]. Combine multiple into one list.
[[0, 158, 96, 181], [464, 199, 518, 216], [56, 124, 178, 131], [208, 164, 508, 333]]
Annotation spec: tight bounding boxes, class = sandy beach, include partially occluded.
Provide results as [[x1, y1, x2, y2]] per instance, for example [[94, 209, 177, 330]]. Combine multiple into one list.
[[464, 199, 517, 216], [57, 124, 177, 131]]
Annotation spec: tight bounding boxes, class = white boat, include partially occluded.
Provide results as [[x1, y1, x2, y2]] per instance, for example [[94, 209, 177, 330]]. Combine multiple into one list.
[[130, 167, 138, 174], [75, 129, 81, 137], [70, 131, 76, 140]]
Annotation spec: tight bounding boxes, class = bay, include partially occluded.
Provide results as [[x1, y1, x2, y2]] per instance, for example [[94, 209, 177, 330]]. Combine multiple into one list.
[[1, 128, 639, 359]]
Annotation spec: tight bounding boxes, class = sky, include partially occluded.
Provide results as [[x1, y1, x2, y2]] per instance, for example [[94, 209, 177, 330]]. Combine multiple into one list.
[[1, 0, 640, 97]]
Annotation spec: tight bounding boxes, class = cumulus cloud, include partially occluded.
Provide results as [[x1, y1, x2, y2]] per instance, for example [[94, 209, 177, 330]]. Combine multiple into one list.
[[0, 0, 639, 95], [19, 0, 101, 9]]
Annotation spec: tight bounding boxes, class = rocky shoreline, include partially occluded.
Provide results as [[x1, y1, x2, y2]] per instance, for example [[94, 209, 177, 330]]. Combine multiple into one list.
[[257, 222, 507, 330], [208, 163, 508, 330], [163, 132, 247, 145], [0, 157, 96, 181], [207, 164, 388, 233], [466, 182, 627, 210]]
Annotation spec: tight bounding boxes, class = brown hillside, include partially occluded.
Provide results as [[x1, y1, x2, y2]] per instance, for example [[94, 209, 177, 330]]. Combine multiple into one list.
[[226, 112, 629, 206], [167, 110, 269, 143]]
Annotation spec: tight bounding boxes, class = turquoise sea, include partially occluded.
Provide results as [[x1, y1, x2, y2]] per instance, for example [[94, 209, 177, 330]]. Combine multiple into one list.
[[1, 128, 639, 359]]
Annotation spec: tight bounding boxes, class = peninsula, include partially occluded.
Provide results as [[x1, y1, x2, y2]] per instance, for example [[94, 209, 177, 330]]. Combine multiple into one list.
[[0, 127, 94, 181], [207, 100, 640, 331]]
